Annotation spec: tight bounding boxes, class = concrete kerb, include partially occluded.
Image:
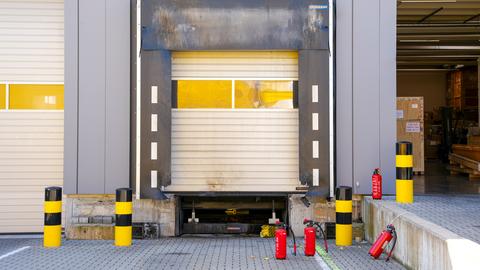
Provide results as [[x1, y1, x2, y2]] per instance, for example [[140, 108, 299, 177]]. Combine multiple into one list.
[[363, 197, 480, 270]]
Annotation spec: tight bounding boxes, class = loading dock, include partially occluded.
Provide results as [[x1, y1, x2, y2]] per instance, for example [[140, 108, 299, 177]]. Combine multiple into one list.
[[133, 1, 333, 234], [179, 196, 288, 235], [135, 1, 333, 200], [63, 0, 396, 239]]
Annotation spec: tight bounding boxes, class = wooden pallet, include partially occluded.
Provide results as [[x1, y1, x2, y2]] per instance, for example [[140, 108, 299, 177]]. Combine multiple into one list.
[[448, 153, 480, 180]]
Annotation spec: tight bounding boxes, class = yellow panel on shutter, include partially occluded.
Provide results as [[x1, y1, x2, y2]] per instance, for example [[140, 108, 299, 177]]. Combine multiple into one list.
[[9, 84, 64, 110], [0, 85, 5, 109], [177, 80, 232, 108]]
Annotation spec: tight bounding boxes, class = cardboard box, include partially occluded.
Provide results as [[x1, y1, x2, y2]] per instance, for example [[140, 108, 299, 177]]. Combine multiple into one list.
[[397, 97, 425, 172]]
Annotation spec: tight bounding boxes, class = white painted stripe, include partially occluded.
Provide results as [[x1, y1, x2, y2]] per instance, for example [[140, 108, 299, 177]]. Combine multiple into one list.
[[151, 142, 157, 160], [312, 141, 319, 159], [0, 246, 30, 261], [312, 85, 319, 103], [312, 113, 319, 131], [151, 114, 158, 132], [151, 86, 158, 104], [314, 253, 331, 270], [151, 170, 158, 188], [313, 168, 319, 186]]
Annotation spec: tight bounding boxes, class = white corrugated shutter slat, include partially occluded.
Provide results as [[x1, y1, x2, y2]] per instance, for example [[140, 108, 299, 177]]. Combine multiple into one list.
[[0, 112, 64, 233], [171, 51, 298, 79], [0, 0, 64, 83]]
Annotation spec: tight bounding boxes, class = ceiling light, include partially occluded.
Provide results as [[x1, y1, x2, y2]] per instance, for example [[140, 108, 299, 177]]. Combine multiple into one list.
[[399, 39, 440, 42], [400, 0, 456, 3]]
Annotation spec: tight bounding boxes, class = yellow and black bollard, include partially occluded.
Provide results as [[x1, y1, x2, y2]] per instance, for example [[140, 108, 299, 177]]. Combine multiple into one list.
[[335, 186, 352, 246], [396, 141, 414, 203], [115, 188, 132, 246], [44, 186, 62, 247]]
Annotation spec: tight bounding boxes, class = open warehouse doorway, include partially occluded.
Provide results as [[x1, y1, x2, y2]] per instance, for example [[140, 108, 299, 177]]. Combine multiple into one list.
[[397, 0, 480, 194]]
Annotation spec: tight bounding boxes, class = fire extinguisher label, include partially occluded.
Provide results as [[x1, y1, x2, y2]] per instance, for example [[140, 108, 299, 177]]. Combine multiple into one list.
[[381, 240, 390, 250]]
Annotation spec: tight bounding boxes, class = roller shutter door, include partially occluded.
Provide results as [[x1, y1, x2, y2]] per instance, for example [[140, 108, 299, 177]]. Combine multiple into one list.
[[169, 51, 301, 192], [171, 51, 298, 79], [0, 0, 64, 233]]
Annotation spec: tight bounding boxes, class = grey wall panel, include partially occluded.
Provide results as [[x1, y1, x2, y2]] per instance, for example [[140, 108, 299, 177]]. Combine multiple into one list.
[[379, 0, 396, 194], [77, 0, 107, 193], [352, 0, 381, 194], [66, 0, 131, 194], [299, 50, 330, 197], [334, 0, 396, 194], [64, 0, 78, 194], [105, 0, 131, 193], [335, 0, 353, 189]]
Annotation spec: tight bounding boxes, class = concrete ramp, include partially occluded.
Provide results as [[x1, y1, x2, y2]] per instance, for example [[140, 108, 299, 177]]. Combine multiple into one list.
[[363, 196, 480, 270]]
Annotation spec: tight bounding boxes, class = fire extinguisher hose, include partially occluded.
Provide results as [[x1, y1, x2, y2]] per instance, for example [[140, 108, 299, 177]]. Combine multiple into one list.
[[315, 223, 328, 253], [386, 228, 397, 262], [288, 225, 297, 256]]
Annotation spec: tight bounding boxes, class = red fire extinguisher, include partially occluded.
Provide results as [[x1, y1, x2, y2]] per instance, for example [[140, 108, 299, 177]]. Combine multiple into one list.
[[275, 221, 296, 260], [303, 219, 328, 256], [303, 220, 316, 256], [368, 224, 397, 261], [372, 168, 382, 200]]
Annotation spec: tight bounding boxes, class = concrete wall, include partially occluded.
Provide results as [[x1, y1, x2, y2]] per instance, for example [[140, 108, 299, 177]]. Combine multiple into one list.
[[397, 71, 447, 112], [64, 0, 130, 194], [65, 195, 176, 239], [336, 0, 397, 194], [364, 198, 480, 270]]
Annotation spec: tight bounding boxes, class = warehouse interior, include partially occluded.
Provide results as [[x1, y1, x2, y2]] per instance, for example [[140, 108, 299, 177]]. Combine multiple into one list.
[[396, 0, 480, 194]]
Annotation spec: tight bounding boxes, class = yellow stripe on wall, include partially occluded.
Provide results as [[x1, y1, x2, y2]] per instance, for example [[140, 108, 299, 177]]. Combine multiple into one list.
[[9, 84, 64, 110], [0, 84, 5, 109]]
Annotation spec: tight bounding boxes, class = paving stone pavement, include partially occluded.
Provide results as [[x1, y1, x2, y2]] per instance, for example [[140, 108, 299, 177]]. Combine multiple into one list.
[[0, 236, 406, 270], [382, 195, 480, 244], [324, 240, 405, 270], [0, 237, 319, 270]]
